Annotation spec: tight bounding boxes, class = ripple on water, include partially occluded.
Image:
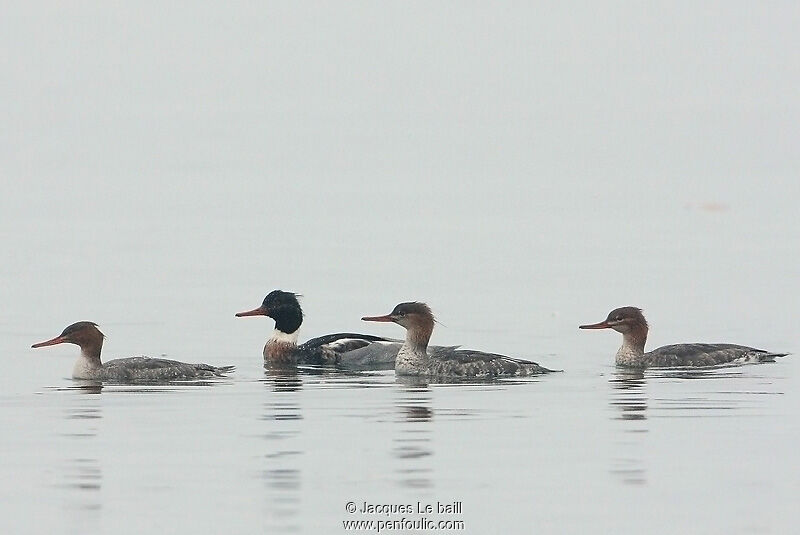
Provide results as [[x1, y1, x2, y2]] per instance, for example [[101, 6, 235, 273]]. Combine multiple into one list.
[[57, 458, 102, 492]]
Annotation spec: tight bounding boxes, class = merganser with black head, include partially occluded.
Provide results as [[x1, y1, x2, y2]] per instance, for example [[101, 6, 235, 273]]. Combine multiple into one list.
[[579, 307, 788, 367], [362, 302, 554, 378], [32, 322, 234, 381], [236, 290, 399, 368]]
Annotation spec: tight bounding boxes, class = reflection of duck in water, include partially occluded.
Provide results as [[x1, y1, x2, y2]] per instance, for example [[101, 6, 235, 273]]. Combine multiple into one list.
[[32, 322, 234, 381], [395, 376, 434, 422], [609, 369, 647, 421], [580, 307, 788, 368], [608, 369, 648, 485], [393, 380, 434, 489], [264, 367, 303, 393], [236, 290, 398, 368], [362, 302, 554, 378], [260, 367, 303, 532]]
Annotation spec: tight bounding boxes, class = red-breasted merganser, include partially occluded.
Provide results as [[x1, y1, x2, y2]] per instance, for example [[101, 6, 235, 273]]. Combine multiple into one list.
[[579, 307, 788, 367], [235, 290, 399, 368], [32, 322, 234, 381], [362, 302, 554, 378]]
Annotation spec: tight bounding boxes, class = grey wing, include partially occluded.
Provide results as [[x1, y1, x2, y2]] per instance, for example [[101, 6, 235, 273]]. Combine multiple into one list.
[[646, 344, 787, 367], [336, 341, 404, 369], [429, 349, 554, 378], [333, 342, 471, 369], [335, 343, 478, 369], [103, 357, 234, 381]]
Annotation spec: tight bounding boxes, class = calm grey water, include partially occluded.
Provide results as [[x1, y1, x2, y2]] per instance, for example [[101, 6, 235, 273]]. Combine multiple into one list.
[[2, 3, 799, 534]]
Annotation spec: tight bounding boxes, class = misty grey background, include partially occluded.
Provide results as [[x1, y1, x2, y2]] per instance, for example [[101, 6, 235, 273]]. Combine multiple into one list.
[[1, 2, 798, 534]]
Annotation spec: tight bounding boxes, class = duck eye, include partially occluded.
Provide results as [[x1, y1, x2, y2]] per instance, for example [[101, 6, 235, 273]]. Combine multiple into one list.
[[614, 316, 623, 321]]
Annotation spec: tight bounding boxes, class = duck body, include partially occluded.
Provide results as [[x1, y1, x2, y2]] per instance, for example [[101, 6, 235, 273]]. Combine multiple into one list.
[[292, 331, 465, 369], [295, 332, 401, 368], [364, 302, 555, 379], [580, 307, 788, 368], [396, 345, 550, 378], [632, 343, 785, 368], [33, 321, 234, 382], [76, 356, 234, 381], [237, 290, 400, 369]]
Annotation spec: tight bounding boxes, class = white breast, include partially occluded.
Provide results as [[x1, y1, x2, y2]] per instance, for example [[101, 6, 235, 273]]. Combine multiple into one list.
[[269, 329, 299, 344], [72, 354, 100, 379]]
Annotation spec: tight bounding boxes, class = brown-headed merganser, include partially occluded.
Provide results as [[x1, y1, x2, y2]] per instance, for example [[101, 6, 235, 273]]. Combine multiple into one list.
[[236, 290, 399, 368], [579, 307, 788, 367], [32, 322, 234, 381], [362, 302, 554, 378]]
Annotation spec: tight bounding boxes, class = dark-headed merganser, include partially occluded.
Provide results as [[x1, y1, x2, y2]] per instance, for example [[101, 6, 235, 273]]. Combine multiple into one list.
[[235, 290, 399, 368], [32, 322, 234, 381], [362, 302, 554, 378], [579, 307, 788, 367]]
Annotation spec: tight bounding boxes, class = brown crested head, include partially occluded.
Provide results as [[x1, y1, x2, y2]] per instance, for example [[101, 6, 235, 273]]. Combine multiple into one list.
[[32, 321, 105, 349], [579, 306, 648, 334], [362, 301, 435, 330]]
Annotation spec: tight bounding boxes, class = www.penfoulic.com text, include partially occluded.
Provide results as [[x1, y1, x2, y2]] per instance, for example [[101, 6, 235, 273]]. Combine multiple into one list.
[[342, 501, 465, 532]]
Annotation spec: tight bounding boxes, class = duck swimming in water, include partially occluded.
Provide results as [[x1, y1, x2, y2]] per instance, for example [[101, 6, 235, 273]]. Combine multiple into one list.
[[235, 290, 399, 368], [362, 301, 554, 378], [579, 307, 788, 368], [32, 322, 234, 381]]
